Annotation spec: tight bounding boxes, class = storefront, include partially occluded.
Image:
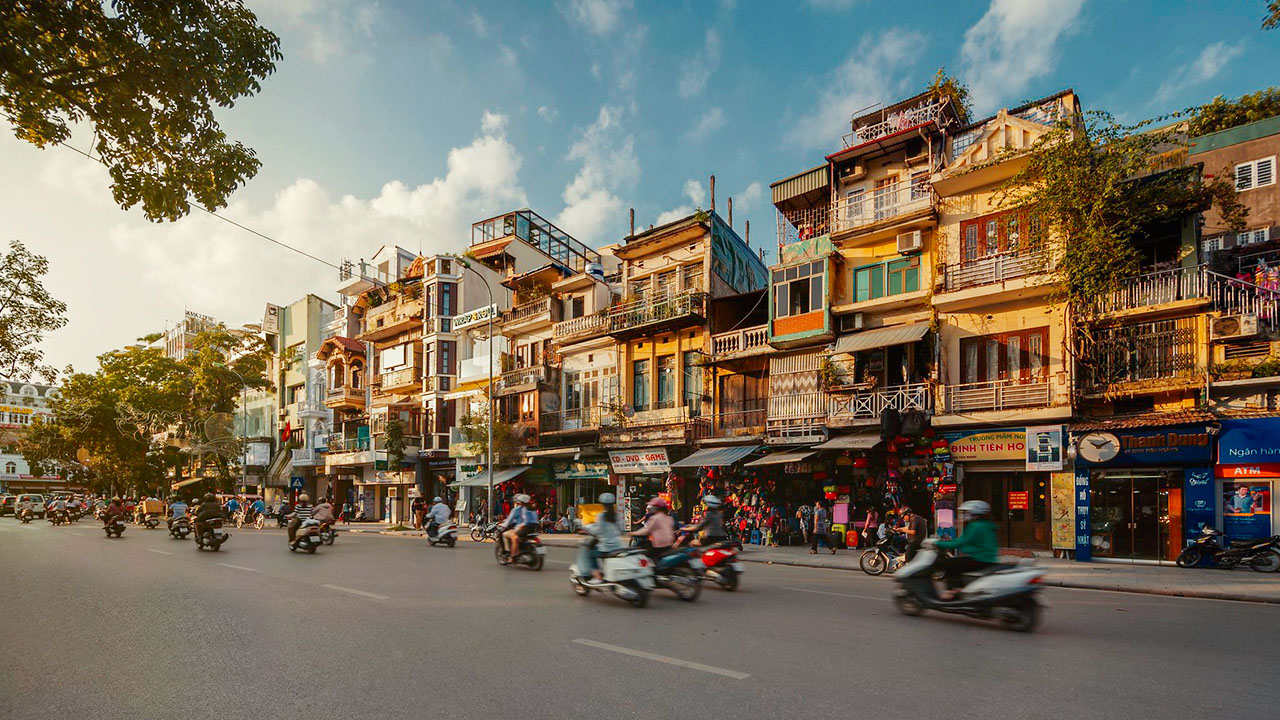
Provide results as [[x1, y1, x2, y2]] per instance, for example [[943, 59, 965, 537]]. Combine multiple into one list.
[[551, 458, 613, 516], [355, 469, 416, 523], [1215, 417, 1280, 542], [943, 426, 1063, 551], [1071, 421, 1213, 563], [608, 447, 674, 528]]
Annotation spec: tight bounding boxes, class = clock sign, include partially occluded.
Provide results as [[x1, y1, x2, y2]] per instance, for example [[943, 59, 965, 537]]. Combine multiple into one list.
[[1078, 432, 1120, 464]]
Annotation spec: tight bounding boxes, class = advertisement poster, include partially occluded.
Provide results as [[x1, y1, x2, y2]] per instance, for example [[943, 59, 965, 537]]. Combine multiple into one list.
[[1074, 469, 1092, 561], [1025, 425, 1064, 471], [1223, 481, 1273, 539], [1050, 472, 1076, 550], [940, 428, 1025, 462], [608, 448, 670, 474], [1007, 490, 1030, 510], [1184, 467, 1216, 542]]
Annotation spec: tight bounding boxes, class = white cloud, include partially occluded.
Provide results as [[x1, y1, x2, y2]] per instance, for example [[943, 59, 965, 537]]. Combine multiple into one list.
[[655, 179, 707, 225], [960, 0, 1086, 114], [785, 28, 923, 150], [590, 62, 602, 80], [254, 0, 384, 65], [678, 29, 721, 98], [467, 10, 489, 38], [735, 182, 764, 213], [686, 106, 726, 141], [537, 106, 559, 123], [562, 0, 632, 36], [1154, 41, 1245, 106], [480, 110, 508, 135], [555, 105, 639, 244]]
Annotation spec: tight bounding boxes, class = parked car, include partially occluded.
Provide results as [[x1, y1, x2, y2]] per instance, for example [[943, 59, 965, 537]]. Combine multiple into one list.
[[17, 494, 47, 518], [0, 495, 15, 516]]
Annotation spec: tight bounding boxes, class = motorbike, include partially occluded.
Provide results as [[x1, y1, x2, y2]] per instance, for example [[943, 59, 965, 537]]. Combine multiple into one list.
[[168, 516, 192, 539], [1176, 527, 1280, 572], [569, 543, 655, 608], [253, 512, 266, 530], [426, 521, 458, 548], [495, 531, 545, 570], [19, 508, 33, 524], [470, 521, 500, 542], [319, 522, 337, 546], [859, 535, 907, 576], [696, 540, 744, 591], [289, 518, 323, 553], [649, 546, 703, 601], [893, 541, 1045, 632], [142, 513, 162, 530], [48, 509, 68, 526], [232, 509, 246, 528], [276, 510, 289, 529], [194, 518, 229, 551], [103, 516, 127, 538]]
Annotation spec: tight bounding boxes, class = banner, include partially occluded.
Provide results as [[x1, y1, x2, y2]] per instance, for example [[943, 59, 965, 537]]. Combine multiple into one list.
[[263, 303, 281, 334], [552, 460, 611, 480], [1218, 417, 1280, 463], [941, 428, 1025, 462], [1050, 472, 1075, 550], [1073, 469, 1091, 561], [1223, 481, 1272, 540], [1025, 425, 1064, 471], [608, 448, 670, 474], [1184, 467, 1216, 543], [1073, 426, 1211, 466]]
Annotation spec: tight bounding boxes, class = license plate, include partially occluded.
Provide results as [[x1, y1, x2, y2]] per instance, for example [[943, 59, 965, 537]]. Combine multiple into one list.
[[534, 546, 546, 555], [730, 562, 745, 572]]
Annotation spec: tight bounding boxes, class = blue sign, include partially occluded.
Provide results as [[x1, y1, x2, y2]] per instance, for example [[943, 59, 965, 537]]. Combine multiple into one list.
[[1073, 426, 1212, 466], [1183, 467, 1216, 551], [1218, 417, 1280, 464], [1073, 469, 1091, 562], [289, 476, 304, 490]]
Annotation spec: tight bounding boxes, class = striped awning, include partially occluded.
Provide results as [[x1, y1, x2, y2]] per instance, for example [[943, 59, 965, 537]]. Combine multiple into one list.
[[833, 323, 930, 355], [744, 450, 816, 467], [670, 445, 760, 468], [449, 466, 529, 488]]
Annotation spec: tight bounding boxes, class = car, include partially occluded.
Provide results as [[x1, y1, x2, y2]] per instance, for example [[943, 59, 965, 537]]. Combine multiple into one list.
[[16, 493, 47, 518], [0, 495, 15, 516]]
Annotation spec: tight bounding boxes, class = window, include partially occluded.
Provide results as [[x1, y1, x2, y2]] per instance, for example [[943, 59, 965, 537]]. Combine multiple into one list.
[[683, 351, 703, 418], [571, 295, 585, 319], [380, 344, 407, 370], [844, 188, 865, 220], [439, 258, 451, 275], [656, 270, 677, 298], [350, 364, 363, 389], [959, 328, 1050, 384], [438, 340, 455, 375], [632, 359, 651, 411], [854, 257, 919, 302], [565, 371, 582, 411], [1235, 156, 1276, 191], [772, 260, 825, 318], [330, 362, 345, 388], [1237, 228, 1272, 247], [681, 263, 702, 292], [4, 461, 15, 474], [629, 279, 648, 303], [656, 355, 676, 409], [909, 171, 929, 201], [1203, 236, 1223, 254], [519, 392, 536, 423], [438, 282, 455, 317], [959, 208, 1042, 263], [288, 384, 304, 404]]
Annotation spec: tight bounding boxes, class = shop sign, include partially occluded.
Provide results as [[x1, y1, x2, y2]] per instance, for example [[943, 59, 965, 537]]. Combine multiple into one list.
[[1073, 469, 1091, 562], [1224, 481, 1273, 540], [1049, 472, 1075, 550], [452, 304, 498, 331], [1007, 490, 1030, 510], [552, 460, 610, 480], [1218, 417, 1280, 463], [244, 442, 271, 467], [608, 448, 670, 474], [1025, 425, 1064, 471], [1184, 467, 1216, 543], [1073, 427, 1212, 466], [372, 470, 414, 484], [940, 428, 1025, 462], [1216, 463, 1280, 478]]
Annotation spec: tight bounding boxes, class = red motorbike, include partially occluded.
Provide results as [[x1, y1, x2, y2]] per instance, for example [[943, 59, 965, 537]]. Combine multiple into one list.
[[675, 530, 744, 591]]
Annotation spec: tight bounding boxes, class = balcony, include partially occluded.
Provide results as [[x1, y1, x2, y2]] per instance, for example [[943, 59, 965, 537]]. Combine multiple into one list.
[[471, 209, 601, 275], [842, 98, 949, 149], [297, 399, 328, 419], [1081, 316, 1201, 397], [495, 363, 558, 396], [325, 434, 370, 453], [831, 180, 933, 235], [711, 325, 770, 358], [827, 383, 934, 424], [325, 385, 365, 410], [503, 296, 562, 331], [766, 391, 827, 444], [337, 259, 392, 296], [712, 401, 767, 439], [377, 366, 420, 393], [606, 291, 707, 339], [945, 379, 1053, 413], [540, 406, 613, 434], [776, 205, 831, 247], [553, 313, 608, 343], [358, 294, 424, 341], [291, 445, 324, 467], [944, 251, 1048, 292], [1096, 265, 1209, 315], [600, 405, 710, 446]]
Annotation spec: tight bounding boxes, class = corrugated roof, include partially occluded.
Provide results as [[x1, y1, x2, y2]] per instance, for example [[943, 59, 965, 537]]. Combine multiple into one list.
[[833, 323, 929, 355], [449, 466, 529, 488], [1189, 114, 1280, 154], [770, 164, 829, 204], [670, 445, 760, 468], [744, 450, 816, 467], [813, 432, 881, 450], [1070, 410, 1216, 432]]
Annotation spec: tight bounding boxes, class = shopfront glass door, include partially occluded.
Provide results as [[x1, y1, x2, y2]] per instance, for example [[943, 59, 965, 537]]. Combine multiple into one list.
[[1090, 471, 1183, 561], [963, 473, 1049, 550]]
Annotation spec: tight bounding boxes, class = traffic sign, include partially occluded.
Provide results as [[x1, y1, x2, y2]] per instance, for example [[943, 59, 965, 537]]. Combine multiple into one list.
[[289, 476, 304, 490]]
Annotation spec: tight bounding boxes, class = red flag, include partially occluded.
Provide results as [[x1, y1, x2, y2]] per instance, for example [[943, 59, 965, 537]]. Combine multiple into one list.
[[280, 420, 292, 443]]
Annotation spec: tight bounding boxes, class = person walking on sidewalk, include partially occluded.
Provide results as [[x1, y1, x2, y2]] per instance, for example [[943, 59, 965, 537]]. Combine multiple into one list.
[[901, 506, 928, 562], [810, 500, 836, 555], [797, 502, 813, 546]]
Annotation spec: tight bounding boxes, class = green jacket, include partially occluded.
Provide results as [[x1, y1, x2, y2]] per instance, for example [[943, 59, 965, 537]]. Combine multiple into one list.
[[935, 518, 998, 563]]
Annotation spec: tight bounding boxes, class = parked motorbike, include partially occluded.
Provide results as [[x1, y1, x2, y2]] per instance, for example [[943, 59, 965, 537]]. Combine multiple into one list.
[[194, 518, 230, 551], [289, 518, 322, 553], [1176, 527, 1280, 572], [426, 521, 458, 548], [319, 523, 337, 546], [650, 547, 703, 601], [860, 535, 906, 576], [495, 532, 545, 570], [142, 513, 162, 530], [893, 541, 1045, 632], [168, 516, 191, 539], [103, 517, 127, 538], [569, 544, 655, 608], [470, 521, 500, 542]]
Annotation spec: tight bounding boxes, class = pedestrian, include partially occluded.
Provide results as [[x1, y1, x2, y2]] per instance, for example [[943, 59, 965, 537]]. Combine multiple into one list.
[[810, 500, 836, 555], [797, 502, 813, 545], [411, 494, 425, 529], [901, 506, 929, 562], [861, 506, 880, 549], [341, 500, 352, 525]]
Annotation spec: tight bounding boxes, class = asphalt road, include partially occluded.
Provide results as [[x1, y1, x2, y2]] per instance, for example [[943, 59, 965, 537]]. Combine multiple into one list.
[[2, 518, 1278, 720]]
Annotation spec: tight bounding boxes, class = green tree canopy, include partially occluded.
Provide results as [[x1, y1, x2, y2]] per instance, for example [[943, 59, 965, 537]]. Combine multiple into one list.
[[0, 240, 67, 381], [1190, 87, 1280, 136], [1265, 1, 1279, 30], [928, 67, 972, 126], [0, 0, 281, 221]]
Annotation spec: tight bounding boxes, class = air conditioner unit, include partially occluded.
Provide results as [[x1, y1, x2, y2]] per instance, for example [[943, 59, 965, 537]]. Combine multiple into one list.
[[838, 312, 864, 333], [897, 230, 923, 254], [841, 163, 866, 180], [1212, 314, 1260, 341]]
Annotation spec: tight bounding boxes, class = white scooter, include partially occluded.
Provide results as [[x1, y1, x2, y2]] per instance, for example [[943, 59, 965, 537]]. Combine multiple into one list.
[[893, 539, 1046, 632], [569, 543, 655, 608], [289, 518, 323, 554], [425, 520, 458, 548]]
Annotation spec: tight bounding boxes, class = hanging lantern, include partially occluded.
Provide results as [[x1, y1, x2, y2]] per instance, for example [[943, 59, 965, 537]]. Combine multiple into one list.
[[853, 457, 869, 469], [895, 435, 911, 446], [931, 439, 949, 450]]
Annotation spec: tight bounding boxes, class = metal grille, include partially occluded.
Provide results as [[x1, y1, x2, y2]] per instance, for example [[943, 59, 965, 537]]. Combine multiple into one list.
[[1084, 317, 1198, 389], [1224, 339, 1273, 360]]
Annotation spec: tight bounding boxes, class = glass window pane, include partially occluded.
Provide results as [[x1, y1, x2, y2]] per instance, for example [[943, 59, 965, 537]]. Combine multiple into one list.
[[810, 275, 823, 310], [786, 265, 798, 281], [871, 265, 884, 299], [904, 259, 919, 293], [985, 220, 999, 256], [962, 341, 979, 383], [986, 339, 1000, 381], [1007, 335, 1022, 379], [775, 283, 789, 317], [888, 263, 903, 296], [1029, 333, 1044, 377], [854, 269, 869, 303]]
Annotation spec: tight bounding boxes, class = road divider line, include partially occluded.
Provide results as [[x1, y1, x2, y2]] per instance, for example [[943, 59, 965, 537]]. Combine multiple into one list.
[[68, 532, 85, 537], [572, 639, 750, 680], [146, 548, 174, 556], [322, 584, 389, 600], [216, 563, 258, 572], [783, 586, 887, 602], [546, 559, 571, 565]]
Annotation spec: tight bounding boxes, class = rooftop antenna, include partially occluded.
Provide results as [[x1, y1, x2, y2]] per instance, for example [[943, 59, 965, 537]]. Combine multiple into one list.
[[745, 219, 750, 248], [629, 207, 635, 237], [709, 175, 716, 213], [728, 197, 733, 228]]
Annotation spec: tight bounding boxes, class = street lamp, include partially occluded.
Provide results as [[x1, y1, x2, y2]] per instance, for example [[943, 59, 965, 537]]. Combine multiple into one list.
[[215, 362, 250, 493], [449, 255, 496, 526]]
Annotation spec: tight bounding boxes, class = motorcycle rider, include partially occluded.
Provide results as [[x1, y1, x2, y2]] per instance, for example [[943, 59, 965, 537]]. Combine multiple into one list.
[[630, 497, 676, 558], [287, 494, 314, 545], [901, 506, 929, 562], [499, 494, 538, 564], [248, 496, 267, 524], [49, 494, 66, 522], [17, 495, 34, 521], [194, 493, 225, 539], [166, 497, 189, 531], [680, 495, 727, 547], [103, 497, 126, 526], [425, 496, 451, 539], [576, 492, 625, 582], [313, 496, 336, 530], [932, 500, 999, 597], [67, 495, 83, 519]]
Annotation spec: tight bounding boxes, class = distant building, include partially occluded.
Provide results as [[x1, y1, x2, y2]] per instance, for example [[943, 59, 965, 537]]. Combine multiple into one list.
[[0, 380, 62, 493]]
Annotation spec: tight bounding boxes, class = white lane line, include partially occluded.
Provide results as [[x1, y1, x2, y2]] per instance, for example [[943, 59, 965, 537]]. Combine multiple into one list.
[[68, 532, 85, 537], [547, 559, 571, 565], [321, 584, 389, 600], [572, 639, 750, 680], [216, 562, 258, 572], [146, 548, 174, 556], [783, 586, 888, 602]]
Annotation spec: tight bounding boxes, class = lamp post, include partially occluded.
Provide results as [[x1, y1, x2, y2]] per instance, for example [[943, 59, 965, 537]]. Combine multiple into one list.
[[216, 363, 250, 493], [451, 255, 496, 525]]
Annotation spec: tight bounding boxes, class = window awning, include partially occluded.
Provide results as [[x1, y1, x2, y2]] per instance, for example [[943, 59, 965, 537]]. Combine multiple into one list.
[[670, 445, 760, 468], [832, 322, 930, 356], [170, 478, 202, 491], [744, 450, 816, 467], [813, 433, 882, 450], [448, 466, 530, 488]]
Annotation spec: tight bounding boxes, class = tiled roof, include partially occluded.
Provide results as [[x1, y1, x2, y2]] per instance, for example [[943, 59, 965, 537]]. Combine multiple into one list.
[[1070, 410, 1216, 432]]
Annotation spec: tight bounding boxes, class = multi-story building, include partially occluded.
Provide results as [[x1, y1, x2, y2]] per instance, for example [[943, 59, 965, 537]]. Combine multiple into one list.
[[0, 380, 62, 494], [162, 310, 220, 361]]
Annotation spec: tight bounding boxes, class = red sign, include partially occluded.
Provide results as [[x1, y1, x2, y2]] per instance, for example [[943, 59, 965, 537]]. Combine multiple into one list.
[[1217, 464, 1280, 478], [1008, 490, 1030, 510]]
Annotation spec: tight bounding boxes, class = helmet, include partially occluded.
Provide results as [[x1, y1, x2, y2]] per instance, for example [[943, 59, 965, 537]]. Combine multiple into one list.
[[111, 497, 121, 504], [191, 498, 198, 505], [646, 497, 669, 510], [204, 493, 216, 503], [515, 493, 531, 504], [703, 495, 722, 508], [959, 500, 991, 516], [433, 496, 443, 503], [597, 492, 616, 505], [299, 494, 310, 503]]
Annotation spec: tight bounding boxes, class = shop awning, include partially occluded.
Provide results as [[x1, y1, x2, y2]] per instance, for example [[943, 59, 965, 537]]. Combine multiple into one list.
[[170, 478, 202, 491], [813, 433, 881, 450], [832, 323, 929, 355], [448, 466, 530, 488], [744, 450, 816, 467], [670, 445, 760, 468]]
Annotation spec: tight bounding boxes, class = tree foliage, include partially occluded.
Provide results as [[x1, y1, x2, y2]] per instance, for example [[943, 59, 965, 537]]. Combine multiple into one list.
[[384, 415, 406, 468], [0, 240, 67, 381], [0, 0, 282, 221], [1265, 0, 1279, 30], [928, 67, 972, 125], [457, 397, 523, 467], [1189, 87, 1280, 136]]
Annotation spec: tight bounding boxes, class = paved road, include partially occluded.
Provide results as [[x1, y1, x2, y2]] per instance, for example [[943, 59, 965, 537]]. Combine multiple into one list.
[[2, 519, 1277, 720]]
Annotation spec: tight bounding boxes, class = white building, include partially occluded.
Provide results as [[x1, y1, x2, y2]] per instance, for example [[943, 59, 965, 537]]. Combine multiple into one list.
[[0, 380, 62, 493]]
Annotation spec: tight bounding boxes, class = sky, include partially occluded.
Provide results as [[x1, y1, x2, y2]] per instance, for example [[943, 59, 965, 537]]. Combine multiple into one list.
[[4, 0, 1279, 377]]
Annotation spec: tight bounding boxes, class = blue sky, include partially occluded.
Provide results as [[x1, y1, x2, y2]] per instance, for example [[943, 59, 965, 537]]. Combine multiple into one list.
[[3, 0, 1278, 373]]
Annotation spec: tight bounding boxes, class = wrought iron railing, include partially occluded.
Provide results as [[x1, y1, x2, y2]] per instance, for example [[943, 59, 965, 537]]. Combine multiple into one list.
[[776, 205, 831, 247], [1082, 317, 1199, 391], [606, 291, 706, 334], [325, 434, 370, 453], [945, 379, 1052, 413], [828, 383, 933, 420], [945, 252, 1047, 291], [1097, 265, 1208, 314], [540, 406, 612, 432], [831, 180, 933, 233], [842, 99, 948, 148]]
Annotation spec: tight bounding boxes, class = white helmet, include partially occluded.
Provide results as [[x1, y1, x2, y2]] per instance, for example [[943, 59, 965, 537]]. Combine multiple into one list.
[[432, 496, 443, 503], [597, 492, 616, 505], [959, 500, 990, 517], [702, 495, 722, 508], [515, 493, 531, 504]]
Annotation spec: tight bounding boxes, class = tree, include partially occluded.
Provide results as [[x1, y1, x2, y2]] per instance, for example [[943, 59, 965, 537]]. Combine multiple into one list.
[[179, 327, 272, 485], [384, 416, 406, 468], [0, 240, 67, 381], [927, 67, 972, 125], [457, 397, 523, 467], [0, 1, 282, 221], [1265, 1, 1279, 30], [1189, 87, 1280, 136]]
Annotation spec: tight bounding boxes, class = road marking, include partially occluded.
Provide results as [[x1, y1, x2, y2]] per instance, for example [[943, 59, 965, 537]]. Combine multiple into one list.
[[572, 639, 750, 680], [146, 548, 174, 556], [547, 559, 571, 565], [216, 563, 258, 572], [783, 586, 888, 602], [321, 584, 389, 600], [68, 532, 85, 537]]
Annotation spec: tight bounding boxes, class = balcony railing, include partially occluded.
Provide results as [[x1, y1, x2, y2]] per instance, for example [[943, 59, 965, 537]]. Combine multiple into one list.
[[325, 434, 370, 453], [377, 367, 419, 391], [767, 391, 827, 422], [711, 325, 770, 356], [944, 252, 1047, 291], [540, 406, 612, 432], [607, 291, 706, 335], [776, 205, 831, 247], [1082, 317, 1199, 392], [713, 401, 767, 437], [842, 99, 949, 149], [1097, 265, 1208, 314], [603, 405, 711, 440], [325, 386, 364, 407], [504, 297, 561, 326], [297, 399, 328, 418], [553, 313, 607, 341], [945, 379, 1052, 413], [831, 180, 933, 234], [828, 383, 933, 421], [499, 364, 553, 391], [360, 294, 424, 339]]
